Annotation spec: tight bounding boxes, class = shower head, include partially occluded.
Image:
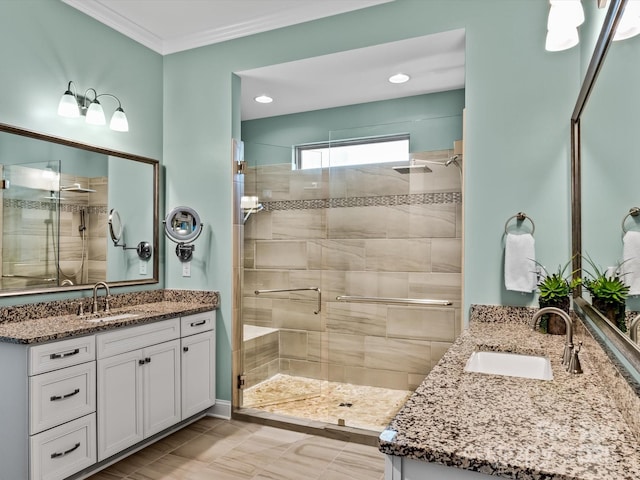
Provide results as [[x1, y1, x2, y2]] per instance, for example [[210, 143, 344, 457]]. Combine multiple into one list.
[[60, 183, 96, 193], [392, 164, 433, 174]]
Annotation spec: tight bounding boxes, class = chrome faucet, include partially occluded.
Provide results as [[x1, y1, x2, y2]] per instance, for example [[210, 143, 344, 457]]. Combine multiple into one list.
[[630, 314, 640, 343], [532, 307, 576, 369], [92, 281, 110, 314]]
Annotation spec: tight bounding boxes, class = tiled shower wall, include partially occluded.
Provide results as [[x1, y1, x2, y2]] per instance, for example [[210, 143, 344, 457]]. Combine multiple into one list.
[[242, 149, 462, 391], [1, 172, 108, 288]]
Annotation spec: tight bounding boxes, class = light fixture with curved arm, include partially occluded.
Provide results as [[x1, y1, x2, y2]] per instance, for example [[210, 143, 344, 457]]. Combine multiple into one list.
[[57, 81, 129, 132]]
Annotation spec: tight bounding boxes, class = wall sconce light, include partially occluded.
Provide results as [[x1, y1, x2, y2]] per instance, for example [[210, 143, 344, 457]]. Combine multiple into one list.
[[57, 81, 129, 132]]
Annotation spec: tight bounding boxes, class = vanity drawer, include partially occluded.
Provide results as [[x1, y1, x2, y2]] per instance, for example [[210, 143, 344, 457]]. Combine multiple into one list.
[[181, 311, 215, 337], [96, 318, 180, 359], [30, 362, 96, 435], [29, 336, 96, 376], [30, 413, 96, 480]]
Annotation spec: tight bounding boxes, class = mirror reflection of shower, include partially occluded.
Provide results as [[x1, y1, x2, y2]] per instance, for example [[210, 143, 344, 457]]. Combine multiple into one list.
[[242, 195, 264, 223]]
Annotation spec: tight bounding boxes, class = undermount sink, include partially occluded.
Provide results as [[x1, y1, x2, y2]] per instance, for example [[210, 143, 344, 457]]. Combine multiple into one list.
[[84, 313, 139, 323], [464, 351, 553, 381]]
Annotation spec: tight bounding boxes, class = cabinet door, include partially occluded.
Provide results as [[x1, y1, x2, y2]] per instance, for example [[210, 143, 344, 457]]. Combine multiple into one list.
[[181, 330, 215, 419], [143, 339, 181, 437], [97, 350, 143, 461]]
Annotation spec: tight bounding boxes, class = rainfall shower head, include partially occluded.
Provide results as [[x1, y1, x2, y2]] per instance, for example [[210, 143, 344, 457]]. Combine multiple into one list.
[[60, 183, 96, 193], [392, 164, 432, 174]]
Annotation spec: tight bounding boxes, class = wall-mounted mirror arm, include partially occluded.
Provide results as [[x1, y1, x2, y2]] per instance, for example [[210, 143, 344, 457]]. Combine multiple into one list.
[[109, 209, 152, 259]]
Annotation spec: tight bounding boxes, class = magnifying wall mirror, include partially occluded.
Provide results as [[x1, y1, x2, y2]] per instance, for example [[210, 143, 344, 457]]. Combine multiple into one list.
[[109, 209, 123, 246], [164, 206, 203, 261]]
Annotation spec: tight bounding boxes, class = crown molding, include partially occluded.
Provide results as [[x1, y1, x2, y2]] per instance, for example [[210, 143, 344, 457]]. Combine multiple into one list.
[[62, 0, 393, 55]]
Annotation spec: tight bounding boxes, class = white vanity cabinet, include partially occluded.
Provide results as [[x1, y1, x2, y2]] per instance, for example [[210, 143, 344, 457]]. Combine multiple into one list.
[[96, 318, 181, 461], [180, 311, 216, 419], [0, 335, 97, 480]]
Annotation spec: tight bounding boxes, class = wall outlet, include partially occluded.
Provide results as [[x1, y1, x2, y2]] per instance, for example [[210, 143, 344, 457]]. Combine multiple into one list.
[[182, 261, 191, 277], [139, 260, 147, 275]]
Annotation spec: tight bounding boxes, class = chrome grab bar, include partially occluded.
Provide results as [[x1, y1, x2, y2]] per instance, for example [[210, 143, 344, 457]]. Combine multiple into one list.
[[254, 287, 321, 314], [335, 295, 452, 306]]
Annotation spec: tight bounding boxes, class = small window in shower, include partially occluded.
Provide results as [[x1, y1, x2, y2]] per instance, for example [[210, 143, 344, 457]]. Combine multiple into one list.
[[295, 133, 409, 170]]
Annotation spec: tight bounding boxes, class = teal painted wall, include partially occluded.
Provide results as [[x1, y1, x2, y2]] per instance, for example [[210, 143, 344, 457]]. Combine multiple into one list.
[[0, 1, 164, 305], [0, 0, 584, 403], [163, 0, 580, 401], [242, 90, 465, 167]]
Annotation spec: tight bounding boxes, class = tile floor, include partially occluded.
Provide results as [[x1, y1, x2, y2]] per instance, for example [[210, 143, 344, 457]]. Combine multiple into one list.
[[87, 417, 386, 480], [242, 374, 412, 431]]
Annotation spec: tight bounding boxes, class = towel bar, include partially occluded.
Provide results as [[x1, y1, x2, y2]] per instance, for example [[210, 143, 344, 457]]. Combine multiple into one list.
[[621, 207, 640, 233], [504, 212, 535, 235], [254, 287, 321, 314], [335, 295, 452, 306]]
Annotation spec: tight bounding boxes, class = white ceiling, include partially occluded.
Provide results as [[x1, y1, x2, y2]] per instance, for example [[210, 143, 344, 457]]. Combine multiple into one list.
[[238, 29, 465, 120], [61, 0, 465, 120]]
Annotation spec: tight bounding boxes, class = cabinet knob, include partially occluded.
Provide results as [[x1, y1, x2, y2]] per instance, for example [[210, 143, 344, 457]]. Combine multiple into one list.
[[145, 357, 151, 363], [183, 346, 189, 352], [138, 359, 145, 365]]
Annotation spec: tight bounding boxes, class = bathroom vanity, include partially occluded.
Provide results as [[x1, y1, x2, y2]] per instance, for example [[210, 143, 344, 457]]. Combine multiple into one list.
[[379, 306, 640, 480], [0, 290, 217, 480]]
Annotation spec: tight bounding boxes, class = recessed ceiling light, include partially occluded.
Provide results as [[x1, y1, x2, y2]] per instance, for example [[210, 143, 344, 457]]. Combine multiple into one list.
[[388, 73, 410, 84], [254, 95, 273, 104]]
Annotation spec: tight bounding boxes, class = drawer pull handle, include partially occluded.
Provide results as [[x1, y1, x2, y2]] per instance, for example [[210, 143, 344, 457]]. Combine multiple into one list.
[[51, 442, 81, 459], [183, 346, 189, 352], [50, 388, 80, 401], [50, 348, 80, 360], [190, 320, 207, 327]]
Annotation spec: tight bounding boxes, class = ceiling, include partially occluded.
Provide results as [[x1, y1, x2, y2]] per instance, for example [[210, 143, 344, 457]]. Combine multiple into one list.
[[61, 0, 465, 120], [61, 0, 394, 55]]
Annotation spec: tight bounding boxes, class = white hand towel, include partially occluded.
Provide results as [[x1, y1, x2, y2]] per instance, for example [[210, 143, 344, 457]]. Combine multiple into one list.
[[623, 231, 640, 295], [504, 233, 536, 293]]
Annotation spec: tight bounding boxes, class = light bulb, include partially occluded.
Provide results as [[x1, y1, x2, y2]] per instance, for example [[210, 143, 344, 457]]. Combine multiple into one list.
[[57, 91, 79, 118], [545, 27, 579, 52], [109, 107, 129, 132], [85, 100, 106, 125], [548, 0, 584, 30]]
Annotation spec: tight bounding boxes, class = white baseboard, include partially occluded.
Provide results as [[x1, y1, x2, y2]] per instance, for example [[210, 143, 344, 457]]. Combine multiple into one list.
[[208, 399, 231, 419]]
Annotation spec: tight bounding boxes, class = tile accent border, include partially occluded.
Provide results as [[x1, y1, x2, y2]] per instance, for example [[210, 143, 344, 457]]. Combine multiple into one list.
[[3, 198, 108, 214], [262, 191, 461, 212]]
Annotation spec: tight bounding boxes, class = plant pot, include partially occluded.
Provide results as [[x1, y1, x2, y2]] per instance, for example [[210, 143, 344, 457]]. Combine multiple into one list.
[[592, 297, 627, 332], [538, 296, 570, 335]]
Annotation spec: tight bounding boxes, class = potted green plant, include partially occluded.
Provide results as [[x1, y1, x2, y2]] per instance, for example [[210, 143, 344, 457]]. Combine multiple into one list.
[[582, 255, 629, 332], [536, 260, 580, 335]]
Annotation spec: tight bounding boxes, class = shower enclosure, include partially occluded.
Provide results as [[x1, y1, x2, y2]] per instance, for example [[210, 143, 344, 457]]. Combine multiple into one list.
[[238, 115, 463, 433]]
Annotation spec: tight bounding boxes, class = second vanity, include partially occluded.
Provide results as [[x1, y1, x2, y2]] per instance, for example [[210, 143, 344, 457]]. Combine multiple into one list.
[[0, 289, 218, 480], [379, 306, 640, 480]]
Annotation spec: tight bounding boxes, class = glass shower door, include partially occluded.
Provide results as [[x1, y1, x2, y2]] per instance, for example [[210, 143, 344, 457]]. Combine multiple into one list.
[[240, 140, 325, 416], [323, 117, 463, 431], [1, 161, 60, 289]]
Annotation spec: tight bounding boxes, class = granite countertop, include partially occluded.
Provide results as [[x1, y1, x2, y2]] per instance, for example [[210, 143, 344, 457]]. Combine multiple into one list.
[[378, 321, 640, 479], [0, 300, 215, 344]]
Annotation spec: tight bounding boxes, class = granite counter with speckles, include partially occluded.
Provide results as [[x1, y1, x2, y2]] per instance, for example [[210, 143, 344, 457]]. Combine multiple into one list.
[[0, 289, 218, 344], [378, 308, 640, 479]]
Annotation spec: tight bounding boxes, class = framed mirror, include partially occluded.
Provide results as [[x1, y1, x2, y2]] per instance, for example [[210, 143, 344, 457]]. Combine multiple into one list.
[[0, 122, 159, 296], [572, 0, 640, 384]]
